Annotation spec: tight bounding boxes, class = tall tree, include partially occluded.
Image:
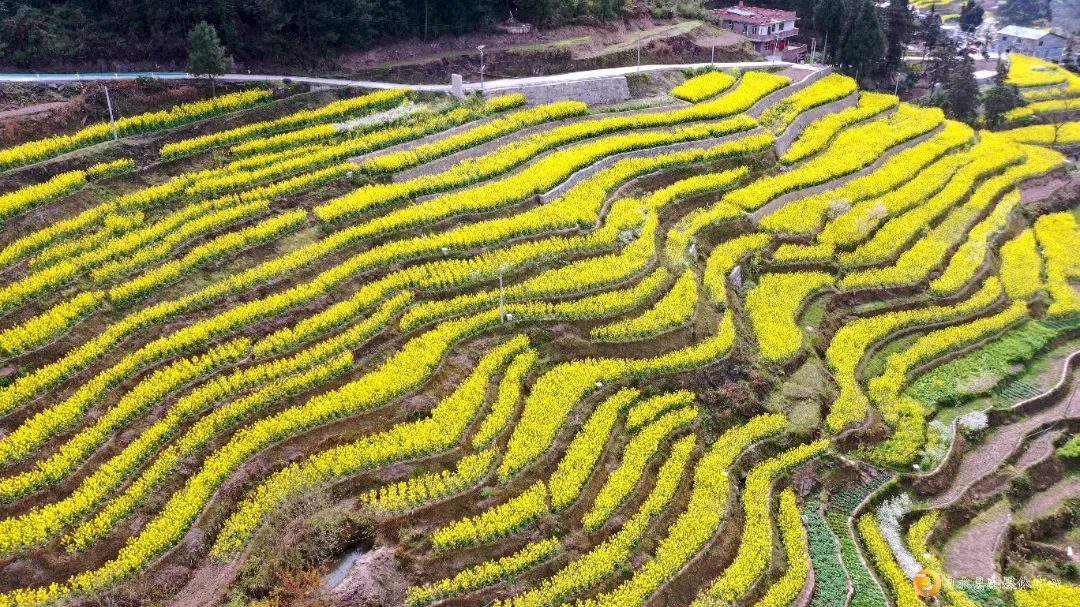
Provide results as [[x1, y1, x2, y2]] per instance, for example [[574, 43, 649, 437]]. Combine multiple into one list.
[[926, 36, 958, 92], [186, 21, 232, 96], [813, 0, 847, 63], [998, 0, 1051, 25], [1063, 38, 1078, 74], [839, 0, 885, 79], [983, 58, 1025, 127], [921, 8, 942, 59], [958, 0, 984, 33], [943, 54, 979, 124], [883, 0, 912, 72]]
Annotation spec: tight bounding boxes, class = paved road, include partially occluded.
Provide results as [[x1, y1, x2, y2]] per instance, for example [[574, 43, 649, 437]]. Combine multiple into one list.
[[0, 61, 817, 93]]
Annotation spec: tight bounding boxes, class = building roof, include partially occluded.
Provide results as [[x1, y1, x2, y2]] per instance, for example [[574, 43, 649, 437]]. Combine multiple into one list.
[[997, 25, 1062, 41], [713, 2, 796, 25]]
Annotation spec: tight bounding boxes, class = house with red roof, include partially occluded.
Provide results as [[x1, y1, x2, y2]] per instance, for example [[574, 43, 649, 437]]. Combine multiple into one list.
[[713, 2, 805, 60]]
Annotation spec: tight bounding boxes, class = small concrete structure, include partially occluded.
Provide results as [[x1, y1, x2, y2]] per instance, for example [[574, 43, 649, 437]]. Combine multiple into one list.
[[484, 76, 630, 106], [991, 25, 1068, 61], [451, 73, 464, 98], [496, 12, 533, 35]]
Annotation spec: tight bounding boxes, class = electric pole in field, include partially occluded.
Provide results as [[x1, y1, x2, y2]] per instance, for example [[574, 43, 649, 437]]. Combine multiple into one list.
[[477, 45, 486, 93], [104, 86, 119, 141]]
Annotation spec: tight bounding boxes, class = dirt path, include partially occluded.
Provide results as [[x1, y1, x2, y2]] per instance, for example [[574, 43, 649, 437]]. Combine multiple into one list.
[[166, 561, 238, 607], [1013, 429, 1063, 470], [0, 100, 70, 120], [928, 373, 1080, 509], [1020, 474, 1080, 521], [944, 502, 1012, 580]]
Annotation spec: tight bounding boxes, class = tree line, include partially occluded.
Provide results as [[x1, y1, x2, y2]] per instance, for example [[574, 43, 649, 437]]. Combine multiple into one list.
[[1, 0, 705, 68]]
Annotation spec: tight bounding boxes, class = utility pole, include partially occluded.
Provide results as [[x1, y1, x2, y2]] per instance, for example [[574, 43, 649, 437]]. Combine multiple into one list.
[[104, 86, 119, 141], [477, 45, 486, 93], [636, 45, 641, 72], [711, 45, 715, 66], [498, 270, 505, 323]]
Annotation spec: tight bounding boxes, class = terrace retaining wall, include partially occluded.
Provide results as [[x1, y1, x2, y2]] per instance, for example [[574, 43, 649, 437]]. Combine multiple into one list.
[[484, 76, 631, 106]]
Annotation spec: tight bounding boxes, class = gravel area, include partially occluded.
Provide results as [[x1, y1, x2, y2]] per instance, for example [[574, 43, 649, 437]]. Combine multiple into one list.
[[944, 502, 1012, 581]]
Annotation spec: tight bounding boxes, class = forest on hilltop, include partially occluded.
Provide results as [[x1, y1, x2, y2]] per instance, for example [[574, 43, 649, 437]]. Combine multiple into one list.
[[0, 0, 711, 68]]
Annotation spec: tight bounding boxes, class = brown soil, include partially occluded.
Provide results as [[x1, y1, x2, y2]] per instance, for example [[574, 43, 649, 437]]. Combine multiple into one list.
[[1019, 474, 1080, 522], [929, 373, 1080, 509], [944, 502, 1012, 580], [329, 547, 405, 607], [340, 18, 755, 85]]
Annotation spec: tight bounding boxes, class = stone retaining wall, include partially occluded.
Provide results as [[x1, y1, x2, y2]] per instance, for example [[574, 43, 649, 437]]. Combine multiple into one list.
[[774, 91, 859, 156], [485, 76, 631, 106]]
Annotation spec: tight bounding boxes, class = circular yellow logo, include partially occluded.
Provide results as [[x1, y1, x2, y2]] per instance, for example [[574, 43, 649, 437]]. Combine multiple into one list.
[[913, 568, 942, 598]]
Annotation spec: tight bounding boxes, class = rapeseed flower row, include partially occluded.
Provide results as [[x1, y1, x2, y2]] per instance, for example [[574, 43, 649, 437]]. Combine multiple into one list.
[[837, 136, 1026, 269], [210, 334, 529, 557], [500, 435, 695, 607], [359, 448, 497, 514], [761, 120, 973, 235], [671, 70, 737, 103], [406, 537, 560, 607], [702, 233, 770, 307], [780, 91, 897, 164], [1000, 229, 1044, 300], [868, 302, 1029, 420], [0, 89, 270, 171], [626, 390, 696, 431], [856, 514, 924, 607], [582, 406, 697, 530], [158, 89, 404, 159], [432, 481, 549, 550], [590, 269, 699, 341], [691, 438, 830, 605], [549, 389, 640, 510], [755, 488, 811, 607], [0, 169, 89, 219], [576, 414, 786, 606], [498, 310, 737, 480], [745, 271, 833, 363], [842, 144, 1063, 287], [759, 73, 857, 133], [473, 350, 539, 448], [670, 104, 943, 260], [360, 100, 587, 175], [1033, 212, 1080, 316], [1007, 53, 1071, 87], [929, 189, 1022, 295], [824, 278, 1002, 432]]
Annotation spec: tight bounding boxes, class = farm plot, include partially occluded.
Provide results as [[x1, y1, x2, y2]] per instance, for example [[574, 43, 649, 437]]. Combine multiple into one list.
[[0, 65, 1076, 607]]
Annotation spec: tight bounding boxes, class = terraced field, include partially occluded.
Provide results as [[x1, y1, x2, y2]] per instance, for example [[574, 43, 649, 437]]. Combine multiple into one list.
[[0, 56, 1077, 607]]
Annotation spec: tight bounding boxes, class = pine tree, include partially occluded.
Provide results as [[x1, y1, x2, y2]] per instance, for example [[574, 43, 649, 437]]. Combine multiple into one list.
[[926, 36, 958, 92], [839, 0, 886, 80], [944, 55, 979, 124], [1063, 38, 1078, 74], [958, 0, 984, 33], [983, 59, 1025, 127], [884, 0, 912, 72], [921, 10, 942, 59], [813, 0, 847, 63], [187, 22, 233, 96]]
